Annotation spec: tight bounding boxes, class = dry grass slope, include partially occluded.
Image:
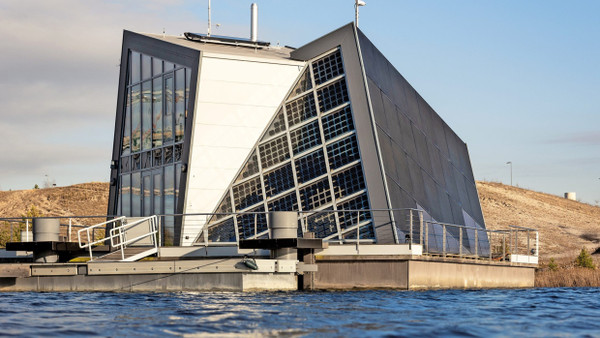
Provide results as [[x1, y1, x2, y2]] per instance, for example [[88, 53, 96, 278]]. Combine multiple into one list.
[[0, 183, 109, 223], [477, 181, 600, 262]]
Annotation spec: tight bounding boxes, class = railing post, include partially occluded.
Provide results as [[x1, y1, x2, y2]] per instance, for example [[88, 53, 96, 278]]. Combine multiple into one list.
[[419, 211, 424, 246], [254, 213, 258, 238], [527, 230, 530, 256], [489, 231, 492, 262], [503, 232, 506, 261], [26, 219, 30, 242], [356, 211, 360, 254], [442, 224, 446, 257], [474, 229, 479, 258], [515, 230, 519, 255], [408, 210, 413, 250], [536, 231, 539, 258], [459, 227, 463, 258], [425, 221, 429, 254]]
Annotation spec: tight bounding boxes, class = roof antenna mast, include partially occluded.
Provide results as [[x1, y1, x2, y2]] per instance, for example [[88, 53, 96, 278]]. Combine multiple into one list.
[[354, 0, 366, 27], [207, 0, 211, 37]]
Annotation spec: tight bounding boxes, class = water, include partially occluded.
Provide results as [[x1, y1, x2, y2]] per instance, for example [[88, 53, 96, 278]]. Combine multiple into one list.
[[1, 288, 599, 337]]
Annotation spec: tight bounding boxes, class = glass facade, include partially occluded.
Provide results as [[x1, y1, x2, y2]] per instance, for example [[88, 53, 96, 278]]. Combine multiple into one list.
[[117, 50, 191, 244], [198, 48, 375, 244]]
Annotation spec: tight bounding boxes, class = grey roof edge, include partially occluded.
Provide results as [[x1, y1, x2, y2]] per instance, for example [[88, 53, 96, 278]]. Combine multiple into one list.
[[291, 23, 355, 61]]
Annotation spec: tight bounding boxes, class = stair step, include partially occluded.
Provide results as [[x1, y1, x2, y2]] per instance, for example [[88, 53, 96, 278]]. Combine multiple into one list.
[[95, 247, 156, 262]]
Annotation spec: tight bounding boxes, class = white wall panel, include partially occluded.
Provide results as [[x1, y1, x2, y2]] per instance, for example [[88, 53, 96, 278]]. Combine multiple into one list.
[[182, 55, 304, 245]]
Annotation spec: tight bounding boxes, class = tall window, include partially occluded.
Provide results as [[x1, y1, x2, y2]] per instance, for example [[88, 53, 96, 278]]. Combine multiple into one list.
[[117, 51, 190, 245]]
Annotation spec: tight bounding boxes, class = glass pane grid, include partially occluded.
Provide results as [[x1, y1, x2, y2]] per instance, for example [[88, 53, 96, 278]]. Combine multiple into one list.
[[299, 178, 331, 210], [232, 176, 263, 211], [295, 150, 327, 184], [312, 50, 344, 85], [263, 163, 295, 197], [236, 206, 267, 240], [258, 135, 290, 170], [317, 78, 349, 113], [207, 217, 236, 242], [331, 164, 366, 199], [327, 135, 360, 170], [322, 105, 354, 141], [267, 192, 298, 211], [290, 120, 322, 155], [285, 94, 317, 127]]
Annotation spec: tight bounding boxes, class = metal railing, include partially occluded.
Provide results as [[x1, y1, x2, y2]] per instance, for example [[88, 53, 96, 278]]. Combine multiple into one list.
[[0, 215, 120, 248], [2, 209, 539, 264], [77, 216, 126, 260], [109, 215, 159, 261]]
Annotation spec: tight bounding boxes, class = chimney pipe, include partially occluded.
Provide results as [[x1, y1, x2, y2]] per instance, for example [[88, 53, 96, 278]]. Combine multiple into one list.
[[250, 3, 258, 42]]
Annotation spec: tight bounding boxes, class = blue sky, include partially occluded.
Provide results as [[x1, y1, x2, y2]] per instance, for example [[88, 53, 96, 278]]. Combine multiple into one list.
[[0, 0, 598, 204]]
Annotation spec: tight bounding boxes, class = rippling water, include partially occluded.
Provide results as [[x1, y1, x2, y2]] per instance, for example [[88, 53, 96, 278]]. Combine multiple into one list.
[[1, 288, 599, 336]]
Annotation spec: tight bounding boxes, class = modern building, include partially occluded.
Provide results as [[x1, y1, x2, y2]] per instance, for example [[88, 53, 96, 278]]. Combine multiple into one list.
[[108, 22, 488, 253]]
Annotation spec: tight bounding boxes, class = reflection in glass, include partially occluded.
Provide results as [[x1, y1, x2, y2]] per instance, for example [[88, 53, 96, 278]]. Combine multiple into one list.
[[164, 165, 175, 243], [142, 80, 152, 150], [122, 89, 131, 155], [119, 50, 190, 242], [175, 69, 185, 143], [152, 77, 163, 147], [131, 172, 141, 217], [142, 54, 151, 80], [143, 174, 151, 216], [152, 57, 162, 76], [153, 171, 162, 215], [164, 76, 174, 144], [131, 51, 140, 84], [121, 174, 130, 216], [131, 84, 141, 152], [185, 68, 191, 117]]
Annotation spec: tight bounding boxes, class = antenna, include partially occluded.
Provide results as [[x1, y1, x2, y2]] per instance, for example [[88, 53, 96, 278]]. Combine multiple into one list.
[[207, 0, 211, 37], [355, 0, 366, 27], [250, 3, 258, 42]]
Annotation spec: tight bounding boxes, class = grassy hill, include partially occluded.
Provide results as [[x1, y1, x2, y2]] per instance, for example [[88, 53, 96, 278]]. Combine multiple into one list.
[[1, 181, 599, 261]]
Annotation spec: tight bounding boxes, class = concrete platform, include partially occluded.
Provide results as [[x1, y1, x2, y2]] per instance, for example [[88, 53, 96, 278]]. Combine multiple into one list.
[[303, 245, 535, 290], [0, 258, 298, 292]]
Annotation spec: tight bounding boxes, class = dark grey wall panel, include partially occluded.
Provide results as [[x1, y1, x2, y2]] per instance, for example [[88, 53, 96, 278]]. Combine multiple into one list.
[[428, 144, 445, 188], [430, 114, 450, 158], [412, 126, 433, 177], [392, 144, 414, 197], [453, 165, 471, 216], [396, 108, 417, 159], [378, 129, 398, 184], [407, 155, 427, 208], [449, 196, 465, 226], [441, 157, 459, 204], [422, 172, 441, 221]]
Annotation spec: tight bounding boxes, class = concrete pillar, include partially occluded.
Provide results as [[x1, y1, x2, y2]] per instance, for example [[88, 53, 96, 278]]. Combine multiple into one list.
[[32, 218, 60, 263], [269, 211, 297, 260]]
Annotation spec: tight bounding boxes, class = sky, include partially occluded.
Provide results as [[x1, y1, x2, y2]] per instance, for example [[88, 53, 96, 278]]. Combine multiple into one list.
[[0, 0, 598, 204]]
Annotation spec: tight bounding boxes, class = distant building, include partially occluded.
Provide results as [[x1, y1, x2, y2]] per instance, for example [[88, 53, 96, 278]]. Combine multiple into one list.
[[107, 23, 487, 253]]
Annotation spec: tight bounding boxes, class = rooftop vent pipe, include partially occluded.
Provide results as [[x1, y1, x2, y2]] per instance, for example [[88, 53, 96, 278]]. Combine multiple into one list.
[[250, 3, 258, 42]]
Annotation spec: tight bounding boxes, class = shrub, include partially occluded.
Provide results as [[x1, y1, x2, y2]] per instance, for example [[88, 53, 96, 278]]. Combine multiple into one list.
[[548, 258, 558, 271], [575, 248, 596, 269]]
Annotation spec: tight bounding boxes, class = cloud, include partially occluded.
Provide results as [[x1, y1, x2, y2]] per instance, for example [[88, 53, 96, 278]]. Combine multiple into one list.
[[547, 131, 600, 146], [0, 0, 203, 190]]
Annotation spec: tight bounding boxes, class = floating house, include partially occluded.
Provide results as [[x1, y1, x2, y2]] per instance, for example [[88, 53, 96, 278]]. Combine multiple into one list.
[[0, 12, 538, 292], [108, 22, 487, 253]]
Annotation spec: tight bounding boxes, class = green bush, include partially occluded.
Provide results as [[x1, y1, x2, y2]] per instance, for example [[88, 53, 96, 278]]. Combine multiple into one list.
[[548, 258, 558, 271], [575, 248, 596, 269]]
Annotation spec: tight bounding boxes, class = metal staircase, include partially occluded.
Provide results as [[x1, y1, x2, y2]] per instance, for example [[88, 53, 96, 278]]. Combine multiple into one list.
[[78, 216, 159, 262]]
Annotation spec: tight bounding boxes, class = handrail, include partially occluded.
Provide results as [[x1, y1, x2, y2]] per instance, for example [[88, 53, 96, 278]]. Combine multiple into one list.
[[77, 216, 126, 261], [109, 216, 158, 261]]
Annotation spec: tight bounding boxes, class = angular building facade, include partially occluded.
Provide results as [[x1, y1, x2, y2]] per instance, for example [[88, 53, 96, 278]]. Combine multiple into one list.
[[108, 23, 487, 253]]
